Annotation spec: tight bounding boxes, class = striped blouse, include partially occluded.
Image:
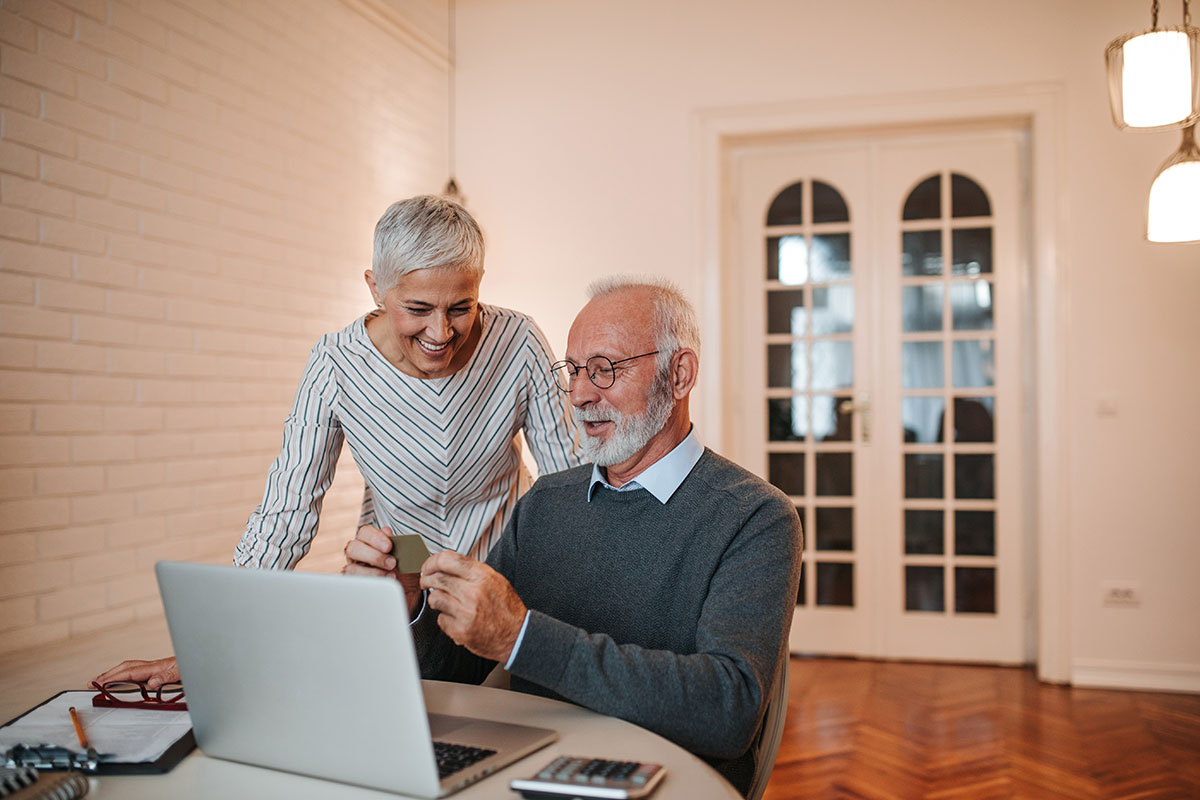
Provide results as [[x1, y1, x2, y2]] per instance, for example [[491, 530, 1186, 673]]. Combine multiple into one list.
[[234, 304, 581, 568]]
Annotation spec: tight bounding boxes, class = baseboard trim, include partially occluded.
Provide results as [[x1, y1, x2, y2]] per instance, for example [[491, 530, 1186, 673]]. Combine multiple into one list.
[[1071, 658, 1200, 693]]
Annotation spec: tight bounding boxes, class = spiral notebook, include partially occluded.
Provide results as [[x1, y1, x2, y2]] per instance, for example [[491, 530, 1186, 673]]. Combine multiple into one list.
[[0, 766, 88, 799]]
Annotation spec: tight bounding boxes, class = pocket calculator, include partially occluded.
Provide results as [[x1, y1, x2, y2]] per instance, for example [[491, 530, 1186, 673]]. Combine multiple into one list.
[[510, 755, 666, 799]]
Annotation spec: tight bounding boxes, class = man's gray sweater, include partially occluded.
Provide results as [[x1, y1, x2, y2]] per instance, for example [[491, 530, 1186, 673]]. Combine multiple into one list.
[[414, 449, 803, 794]]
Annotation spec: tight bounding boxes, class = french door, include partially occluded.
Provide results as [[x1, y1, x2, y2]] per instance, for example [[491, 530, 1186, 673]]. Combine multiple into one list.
[[727, 125, 1029, 663]]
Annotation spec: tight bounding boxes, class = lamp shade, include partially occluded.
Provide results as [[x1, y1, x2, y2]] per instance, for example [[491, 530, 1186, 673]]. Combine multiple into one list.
[[1147, 124, 1200, 242], [1106, 26, 1200, 130]]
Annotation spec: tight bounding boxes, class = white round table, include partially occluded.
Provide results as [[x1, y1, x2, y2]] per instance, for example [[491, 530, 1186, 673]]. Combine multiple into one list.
[[89, 680, 741, 799]]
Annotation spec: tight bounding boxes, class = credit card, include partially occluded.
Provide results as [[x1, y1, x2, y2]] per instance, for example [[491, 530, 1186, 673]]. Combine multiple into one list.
[[389, 534, 431, 573]]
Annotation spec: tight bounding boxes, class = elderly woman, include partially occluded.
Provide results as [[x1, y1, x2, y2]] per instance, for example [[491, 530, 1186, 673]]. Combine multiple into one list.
[[96, 195, 581, 686]]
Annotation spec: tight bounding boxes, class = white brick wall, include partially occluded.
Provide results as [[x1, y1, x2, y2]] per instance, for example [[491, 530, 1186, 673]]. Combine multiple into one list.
[[0, 0, 449, 655]]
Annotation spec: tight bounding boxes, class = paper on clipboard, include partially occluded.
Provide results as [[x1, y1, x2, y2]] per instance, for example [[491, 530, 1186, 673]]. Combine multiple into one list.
[[0, 691, 191, 765]]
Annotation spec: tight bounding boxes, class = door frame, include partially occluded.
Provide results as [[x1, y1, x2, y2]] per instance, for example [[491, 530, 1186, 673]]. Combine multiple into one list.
[[691, 85, 1070, 682]]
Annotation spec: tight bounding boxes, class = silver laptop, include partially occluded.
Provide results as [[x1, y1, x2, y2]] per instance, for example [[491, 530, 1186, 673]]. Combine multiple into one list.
[[156, 561, 557, 797]]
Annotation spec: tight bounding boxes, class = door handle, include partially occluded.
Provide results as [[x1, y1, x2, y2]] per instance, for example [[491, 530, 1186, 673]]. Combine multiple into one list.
[[837, 394, 871, 443]]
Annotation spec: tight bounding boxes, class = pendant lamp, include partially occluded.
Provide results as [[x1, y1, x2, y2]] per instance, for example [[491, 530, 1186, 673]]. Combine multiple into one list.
[[1105, 1, 1200, 130], [1146, 123, 1200, 242]]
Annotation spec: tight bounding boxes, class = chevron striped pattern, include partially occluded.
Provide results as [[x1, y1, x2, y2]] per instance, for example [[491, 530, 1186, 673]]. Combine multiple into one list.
[[235, 304, 579, 569], [763, 657, 1200, 799]]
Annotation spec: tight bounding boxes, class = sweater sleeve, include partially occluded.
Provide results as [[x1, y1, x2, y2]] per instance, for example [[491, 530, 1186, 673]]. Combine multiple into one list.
[[518, 317, 582, 477], [234, 343, 345, 569], [506, 494, 802, 760]]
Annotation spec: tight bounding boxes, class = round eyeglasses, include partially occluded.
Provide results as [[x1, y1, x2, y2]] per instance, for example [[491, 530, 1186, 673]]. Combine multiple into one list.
[[550, 351, 659, 391]]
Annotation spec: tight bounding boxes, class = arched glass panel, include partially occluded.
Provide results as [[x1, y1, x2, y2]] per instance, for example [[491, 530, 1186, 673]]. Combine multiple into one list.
[[951, 173, 991, 217], [902, 175, 940, 220], [812, 180, 850, 223], [766, 181, 804, 225]]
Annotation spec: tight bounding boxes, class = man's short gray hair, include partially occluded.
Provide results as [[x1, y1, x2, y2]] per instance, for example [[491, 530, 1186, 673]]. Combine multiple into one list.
[[586, 275, 700, 374], [372, 195, 484, 292]]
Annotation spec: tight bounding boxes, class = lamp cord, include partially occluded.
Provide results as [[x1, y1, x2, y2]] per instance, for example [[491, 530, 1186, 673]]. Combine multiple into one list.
[[447, 0, 456, 183], [1153, 0, 1194, 29]]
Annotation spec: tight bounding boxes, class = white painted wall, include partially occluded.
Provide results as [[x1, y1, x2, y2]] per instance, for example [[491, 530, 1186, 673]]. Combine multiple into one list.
[[455, 0, 1200, 689]]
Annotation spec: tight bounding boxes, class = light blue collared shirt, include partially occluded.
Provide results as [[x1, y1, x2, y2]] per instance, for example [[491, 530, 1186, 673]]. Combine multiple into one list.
[[586, 427, 703, 504], [504, 429, 704, 669]]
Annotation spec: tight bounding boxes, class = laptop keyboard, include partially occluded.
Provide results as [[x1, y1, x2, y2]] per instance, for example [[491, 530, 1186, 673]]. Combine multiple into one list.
[[433, 740, 497, 779]]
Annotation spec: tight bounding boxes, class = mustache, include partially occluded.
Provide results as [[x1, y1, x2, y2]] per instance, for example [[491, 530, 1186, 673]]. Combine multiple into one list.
[[572, 405, 624, 424]]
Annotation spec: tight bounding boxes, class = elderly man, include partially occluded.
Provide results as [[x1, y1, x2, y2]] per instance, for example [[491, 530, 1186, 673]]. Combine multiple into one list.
[[347, 276, 802, 795]]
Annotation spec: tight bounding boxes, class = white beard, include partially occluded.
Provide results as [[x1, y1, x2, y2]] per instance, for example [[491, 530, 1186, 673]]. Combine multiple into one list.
[[573, 374, 674, 466]]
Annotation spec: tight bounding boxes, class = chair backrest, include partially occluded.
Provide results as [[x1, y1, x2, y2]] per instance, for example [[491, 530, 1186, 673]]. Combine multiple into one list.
[[746, 650, 790, 800]]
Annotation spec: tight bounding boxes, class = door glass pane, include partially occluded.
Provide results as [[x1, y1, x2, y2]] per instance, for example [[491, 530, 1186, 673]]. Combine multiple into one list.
[[905, 453, 944, 498], [796, 559, 806, 605], [951, 173, 991, 218], [903, 175, 940, 220], [811, 234, 851, 281], [906, 565, 944, 611], [768, 453, 805, 496], [952, 340, 994, 388], [811, 285, 854, 334], [811, 340, 853, 390], [952, 397, 995, 443], [767, 181, 804, 226], [768, 235, 808, 285], [902, 230, 943, 276], [905, 509, 944, 554], [902, 342, 943, 389], [768, 397, 808, 441], [954, 567, 996, 613], [767, 343, 807, 388], [813, 395, 851, 442], [812, 180, 850, 223], [951, 227, 992, 275], [816, 562, 854, 606], [816, 507, 853, 551], [767, 289, 807, 334], [955, 510, 995, 556], [815, 452, 852, 496], [950, 280, 994, 330], [902, 230, 945, 277], [902, 284, 943, 332], [901, 396, 945, 443], [955, 454, 995, 499]]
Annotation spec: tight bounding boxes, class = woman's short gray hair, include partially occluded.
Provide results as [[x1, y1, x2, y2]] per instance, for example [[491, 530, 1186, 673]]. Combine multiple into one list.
[[372, 195, 485, 292], [586, 275, 700, 374]]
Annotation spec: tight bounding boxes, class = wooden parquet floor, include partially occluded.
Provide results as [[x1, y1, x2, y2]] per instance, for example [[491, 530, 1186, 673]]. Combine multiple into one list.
[[762, 657, 1200, 800]]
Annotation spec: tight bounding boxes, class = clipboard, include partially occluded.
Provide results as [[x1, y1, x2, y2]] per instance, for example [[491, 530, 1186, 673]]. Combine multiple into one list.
[[0, 691, 195, 775]]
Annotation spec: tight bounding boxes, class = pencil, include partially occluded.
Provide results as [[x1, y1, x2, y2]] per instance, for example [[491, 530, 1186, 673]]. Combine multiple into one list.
[[68, 706, 90, 751]]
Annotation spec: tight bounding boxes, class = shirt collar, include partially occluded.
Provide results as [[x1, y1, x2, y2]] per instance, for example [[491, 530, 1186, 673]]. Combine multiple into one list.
[[587, 428, 703, 504]]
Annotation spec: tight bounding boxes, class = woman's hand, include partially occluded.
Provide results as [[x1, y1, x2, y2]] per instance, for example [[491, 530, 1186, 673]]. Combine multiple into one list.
[[93, 656, 180, 689], [345, 525, 423, 616], [343, 525, 397, 577]]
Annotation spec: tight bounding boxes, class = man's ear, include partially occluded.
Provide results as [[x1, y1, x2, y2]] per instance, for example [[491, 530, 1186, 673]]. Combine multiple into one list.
[[365, 270, 383, 306], [670, 348, 699, 399]]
